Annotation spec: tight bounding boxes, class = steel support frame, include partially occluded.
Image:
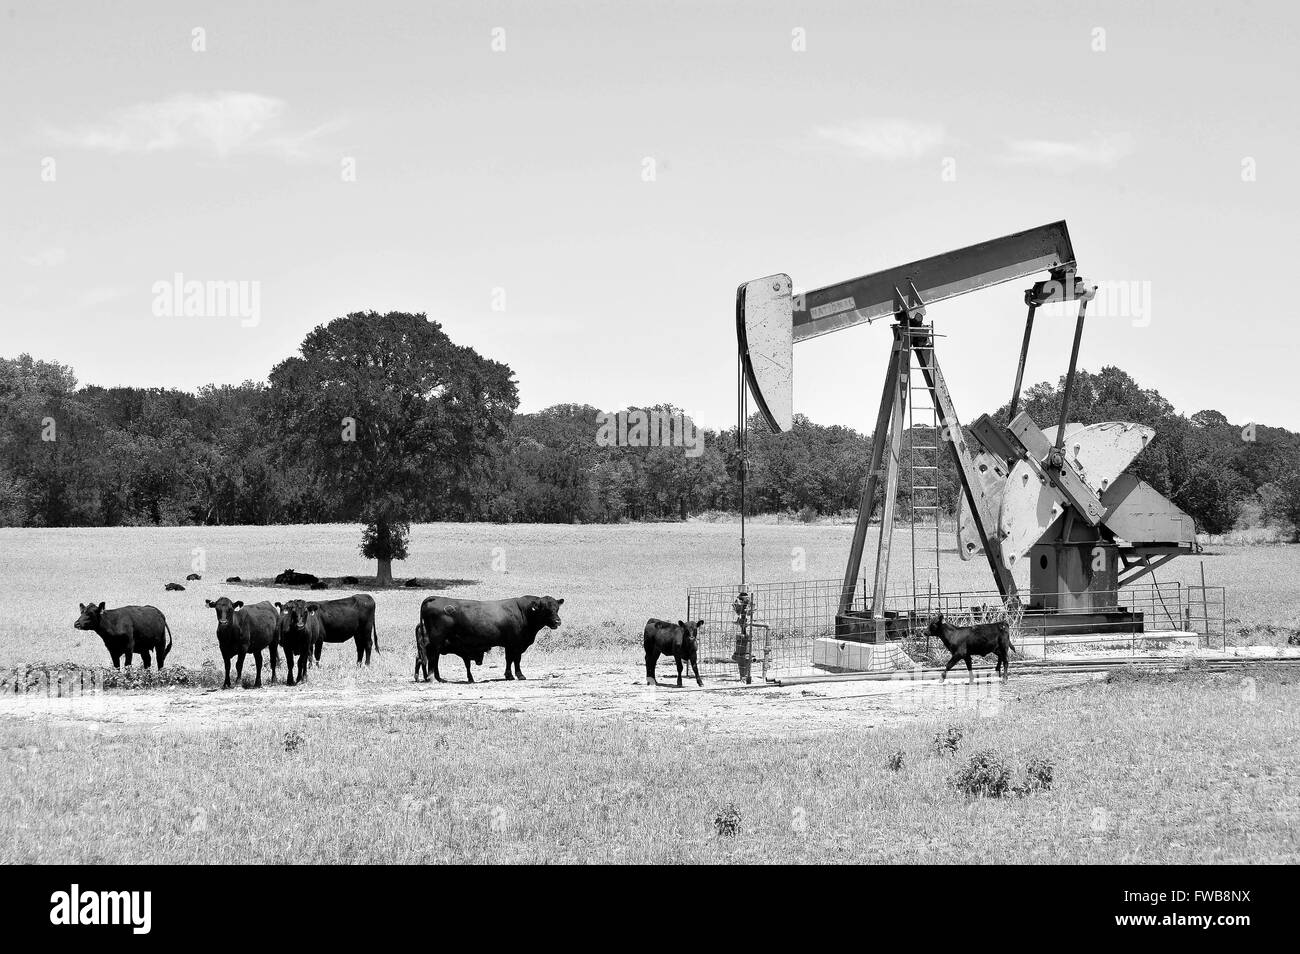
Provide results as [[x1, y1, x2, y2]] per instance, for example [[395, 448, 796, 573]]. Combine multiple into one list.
[[837, 318, 1020, 623]]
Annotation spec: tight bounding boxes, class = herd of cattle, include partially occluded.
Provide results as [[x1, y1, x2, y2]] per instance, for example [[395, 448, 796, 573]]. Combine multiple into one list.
[[72, 592, 580, 689], [72, 591, 707, 690], [70, 591, 1013, 690]]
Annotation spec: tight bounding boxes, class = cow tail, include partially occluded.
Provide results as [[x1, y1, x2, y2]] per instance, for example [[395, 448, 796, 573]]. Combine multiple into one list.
[[165, 620, 174, 654], [372, 610, 380, 654]]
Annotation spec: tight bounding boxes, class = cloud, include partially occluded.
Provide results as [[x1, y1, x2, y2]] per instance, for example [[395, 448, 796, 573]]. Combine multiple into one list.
[[814, 119, 947, 160], [48, 92, 341, 161], [1002, 134, 1132, 168], [21, 247, 67, 267], [76, 287, 130, 308]]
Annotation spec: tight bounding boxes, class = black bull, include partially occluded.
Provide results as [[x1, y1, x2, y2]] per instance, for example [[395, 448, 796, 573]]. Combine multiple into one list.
[[418, 595, 563, 683]]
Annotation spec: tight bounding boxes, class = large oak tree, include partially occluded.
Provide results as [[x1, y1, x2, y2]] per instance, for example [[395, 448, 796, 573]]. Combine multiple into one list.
[[269, 312, 517, 583]]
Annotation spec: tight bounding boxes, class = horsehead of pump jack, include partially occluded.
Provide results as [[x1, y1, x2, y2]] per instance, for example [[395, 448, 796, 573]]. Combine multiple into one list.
[[735, 221, 1194, 643]]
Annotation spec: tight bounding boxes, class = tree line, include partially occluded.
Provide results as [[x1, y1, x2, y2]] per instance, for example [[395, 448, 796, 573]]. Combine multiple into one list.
[[3, 312, 1299, 576]]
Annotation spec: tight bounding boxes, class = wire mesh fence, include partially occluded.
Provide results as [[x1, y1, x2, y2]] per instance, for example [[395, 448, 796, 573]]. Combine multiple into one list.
[[686, 577, 1228, 684]]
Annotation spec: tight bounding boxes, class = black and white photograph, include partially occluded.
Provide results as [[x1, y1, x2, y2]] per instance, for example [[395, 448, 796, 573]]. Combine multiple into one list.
[[0, 0, 1295, 915]]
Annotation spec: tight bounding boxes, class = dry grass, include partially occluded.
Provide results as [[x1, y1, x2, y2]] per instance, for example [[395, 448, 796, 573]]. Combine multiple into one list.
[[1, 523, 1297, 864], [2, 668, 1295, 864], [4, 522, 1293, 671]]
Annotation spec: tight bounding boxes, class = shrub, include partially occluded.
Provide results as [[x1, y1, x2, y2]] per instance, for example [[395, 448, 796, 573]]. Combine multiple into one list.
[[885, 750, 905, 772], [713, 803, 741, 837], [950, 749, 1013, 798], [1019, 756, 1055, 794], [931, 725, 964, 756]]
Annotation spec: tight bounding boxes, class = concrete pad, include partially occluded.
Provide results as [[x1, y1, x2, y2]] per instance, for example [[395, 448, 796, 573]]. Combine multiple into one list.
[[812, 638, 909, 673]]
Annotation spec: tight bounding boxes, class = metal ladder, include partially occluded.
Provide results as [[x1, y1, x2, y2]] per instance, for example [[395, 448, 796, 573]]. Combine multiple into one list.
[[904, 324, 943, 619]]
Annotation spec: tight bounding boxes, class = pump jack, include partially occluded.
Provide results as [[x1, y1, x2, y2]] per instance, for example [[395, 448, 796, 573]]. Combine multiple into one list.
[[736, 222, 1194, 643]]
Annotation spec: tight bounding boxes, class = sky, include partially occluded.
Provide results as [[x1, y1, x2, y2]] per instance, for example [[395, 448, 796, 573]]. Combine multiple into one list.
[[2, 0, 1298, 433]]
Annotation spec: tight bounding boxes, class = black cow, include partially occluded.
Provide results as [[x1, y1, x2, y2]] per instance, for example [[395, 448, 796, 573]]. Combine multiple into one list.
[[274, 568, 319, 586], [309, 594, 379, 665], [927, 614, 1016, 684], [414, 622, 428, 681], [275, 599, 322, 686], [418, 595, 563, 683], [73, 602, 173, 670], [414, 620, 485, 682], [643, 618, 704, 687], [206, 597, 279, 688]]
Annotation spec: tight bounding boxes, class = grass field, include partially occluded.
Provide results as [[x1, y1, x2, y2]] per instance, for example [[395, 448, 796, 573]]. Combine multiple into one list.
[[1, 522, 1298, 864], [3, 521, 1296, 669], [4, 668, 1296, 864]]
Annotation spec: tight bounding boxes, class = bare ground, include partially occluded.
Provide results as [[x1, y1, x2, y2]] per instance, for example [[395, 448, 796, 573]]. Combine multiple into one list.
[[0, 658, 1102, 738]]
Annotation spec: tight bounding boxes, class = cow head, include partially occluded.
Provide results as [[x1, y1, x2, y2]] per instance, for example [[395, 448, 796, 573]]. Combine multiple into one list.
[[205, 596, 243, 627], [527, 596, 564, 630], [925, 614, 950, 647], [73, 601, 106, 631], [278, 599, 314, 633], [677, 619, 705, 658]]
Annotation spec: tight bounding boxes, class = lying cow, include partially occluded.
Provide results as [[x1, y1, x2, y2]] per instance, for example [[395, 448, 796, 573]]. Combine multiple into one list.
[[927, 613, 1015, 684], [73, 602, 173, 670], [307, 594, 379, 665], [644, 618, 704, 687], [274, 568, 319, 586], [276, 599, 322, 686], [206, 597, 279, 688], [418, 595, 563, 683]]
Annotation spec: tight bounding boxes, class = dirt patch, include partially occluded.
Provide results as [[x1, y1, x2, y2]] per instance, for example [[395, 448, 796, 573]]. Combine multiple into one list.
[[0, 662, 1100, 738]]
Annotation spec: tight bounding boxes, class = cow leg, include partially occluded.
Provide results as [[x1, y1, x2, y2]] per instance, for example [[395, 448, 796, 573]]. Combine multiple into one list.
[[139, 649, 152, 670], [691, 656, 703, 687], [364, 638, 372, 666], [941, 655, 960, 682], [314, 640, 322, 664], [514, 655, 525, 680], [432, 653, 444, 683], [111, 652, 122, 671], [965, 655, 974, 686], [253, 650, 264, 688], [285, 649, 296, 686], [222, 654, 232, 689], [463, 657, 475, 684], [1000, 650, 1009, 682], [297, 652, 308, 684], [235, 651, 246, 688], [504, 649, 515, 681], [269, 643, 278, 684], [675, 656, 684, 688]]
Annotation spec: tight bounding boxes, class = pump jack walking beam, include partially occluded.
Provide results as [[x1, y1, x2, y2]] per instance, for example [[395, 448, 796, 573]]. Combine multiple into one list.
[[741, 221, 1082, 620]]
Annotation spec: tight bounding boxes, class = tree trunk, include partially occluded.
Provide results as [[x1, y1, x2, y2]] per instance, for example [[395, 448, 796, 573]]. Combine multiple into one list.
[[376, 557, 393, 586]]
